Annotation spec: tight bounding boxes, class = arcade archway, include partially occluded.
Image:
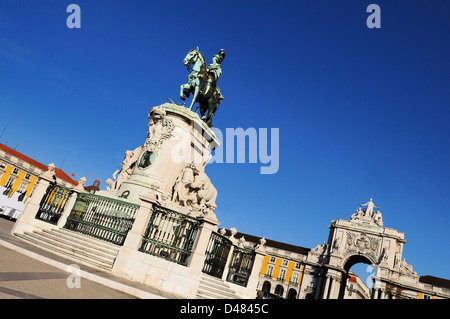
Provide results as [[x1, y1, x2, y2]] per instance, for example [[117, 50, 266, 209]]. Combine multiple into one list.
[[262, 281, 271, 293], [274, 284, 284, 297], [301, 199, 428, 299], [338, 255, 375, 299], [287, 288, 298, 299]]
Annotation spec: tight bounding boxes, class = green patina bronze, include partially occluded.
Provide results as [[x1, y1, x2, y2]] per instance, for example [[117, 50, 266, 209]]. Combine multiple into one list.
[[138, 150, 155, 169], [179, 47, 225, 127]]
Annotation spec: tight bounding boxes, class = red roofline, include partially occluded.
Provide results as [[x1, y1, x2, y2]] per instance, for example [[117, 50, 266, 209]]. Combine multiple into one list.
[[0, 143, 78, 186], [348, 276, 358, 283]]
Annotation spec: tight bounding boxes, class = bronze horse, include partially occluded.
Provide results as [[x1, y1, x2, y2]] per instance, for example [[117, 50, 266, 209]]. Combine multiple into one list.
[[180, 48, 224, 126]]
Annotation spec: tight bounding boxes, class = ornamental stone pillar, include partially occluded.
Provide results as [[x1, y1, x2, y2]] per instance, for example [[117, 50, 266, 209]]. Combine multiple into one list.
[[245, 241, 268, 298], [56, 178, 86, 229], [11, 164, 58, 235], [112, 191, 157, 276], [187, 212, 220, 273], [55, 191, 77, 229]]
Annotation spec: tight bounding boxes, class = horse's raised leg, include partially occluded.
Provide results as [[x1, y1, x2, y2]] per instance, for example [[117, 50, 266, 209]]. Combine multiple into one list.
[[180, 84, 189, 100]]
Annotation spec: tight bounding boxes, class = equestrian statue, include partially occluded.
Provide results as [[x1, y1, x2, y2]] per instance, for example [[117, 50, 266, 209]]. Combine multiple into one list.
[[179, 47, 225, 127]]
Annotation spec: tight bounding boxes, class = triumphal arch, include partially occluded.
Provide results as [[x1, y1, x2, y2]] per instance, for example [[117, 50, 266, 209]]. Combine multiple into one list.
[[301, 199, 422, 299]]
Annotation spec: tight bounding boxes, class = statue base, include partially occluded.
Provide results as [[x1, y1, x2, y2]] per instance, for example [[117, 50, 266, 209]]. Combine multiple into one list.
[[116, 103, 220, 210]]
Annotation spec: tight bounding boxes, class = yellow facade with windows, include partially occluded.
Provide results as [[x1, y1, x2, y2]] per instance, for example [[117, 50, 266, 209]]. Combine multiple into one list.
[[0, 160, 38, 201], [0, 163, 13, 186], [260, 255, 305, 286]]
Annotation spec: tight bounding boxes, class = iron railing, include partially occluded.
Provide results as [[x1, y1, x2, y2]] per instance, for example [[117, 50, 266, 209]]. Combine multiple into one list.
[[35, 182, 72, 225], [226, 246, 255, 287], [140, 205, 201, 266], [64, 193, 139, 245], [202, 231, 232, 278]]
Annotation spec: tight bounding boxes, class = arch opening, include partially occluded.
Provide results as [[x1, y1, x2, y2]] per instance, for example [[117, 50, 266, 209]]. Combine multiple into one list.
[[287, 288, 297, 299], [339, 255, 376, 299], [274, 284, 284, 297], [262, 281, 271, 293]]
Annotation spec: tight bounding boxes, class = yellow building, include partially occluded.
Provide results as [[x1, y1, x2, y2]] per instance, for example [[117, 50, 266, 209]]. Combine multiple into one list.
[[224, 228, 449, 299], [416, 276, 450, 299], [259, 255, 306, 298], [0, 161, 38, 201], [0, 143, 77, 217], [224, 229, 310, 299]]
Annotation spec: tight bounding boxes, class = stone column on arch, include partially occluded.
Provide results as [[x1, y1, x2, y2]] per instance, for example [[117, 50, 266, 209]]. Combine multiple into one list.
[[324, 269, 341, 299], [315, 273, 324, 299], [327, 275, 341, 299], [321, 275, 332, 299], [297, 266, 314, 299]]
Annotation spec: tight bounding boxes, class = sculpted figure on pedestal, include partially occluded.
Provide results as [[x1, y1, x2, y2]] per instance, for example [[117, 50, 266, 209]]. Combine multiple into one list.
[[359, 198, 380, 218], [350, 198, 383, 227], [350, 207, 364, 221], [312, 241, 328, 255], [399, 258, 417, 276], [172, 163, 197, 207], [139, 106, 174, 169], [109, 146, 142, 193], [171, 162, 218, 215], [107, 106, 174, 195], [373, 210, 383, 227]]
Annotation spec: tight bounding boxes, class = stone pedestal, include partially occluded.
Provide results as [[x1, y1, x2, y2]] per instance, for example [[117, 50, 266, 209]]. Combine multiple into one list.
[[111, 189, 222, 298], [117, 103, 220, 206]]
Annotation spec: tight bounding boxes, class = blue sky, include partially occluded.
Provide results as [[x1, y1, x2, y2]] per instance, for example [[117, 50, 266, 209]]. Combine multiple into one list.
[[0, 1, 449, 280]]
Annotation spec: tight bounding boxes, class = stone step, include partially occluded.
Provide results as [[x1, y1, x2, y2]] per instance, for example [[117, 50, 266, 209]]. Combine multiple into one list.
[[28, 231, 117, 264], [200, 278, 236, 294], [14, 230, 117, 270], [42, 229, 120, 255], [197, 283, 239, 299], [196, 274, 240, 299], [57, 228, 121, 252], [200, 274, 233, 288]]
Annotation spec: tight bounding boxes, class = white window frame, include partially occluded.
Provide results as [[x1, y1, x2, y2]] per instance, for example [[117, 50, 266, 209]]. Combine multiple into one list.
[[279, 268, 286, 281], [5, 176, 15, 188], [266, 265, 274, 277], [292, 271, 300, 283]]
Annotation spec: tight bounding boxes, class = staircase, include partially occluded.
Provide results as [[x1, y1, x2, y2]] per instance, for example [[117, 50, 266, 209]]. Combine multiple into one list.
[[14, 228, 120, 271], [196, 274, 241, 299]]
